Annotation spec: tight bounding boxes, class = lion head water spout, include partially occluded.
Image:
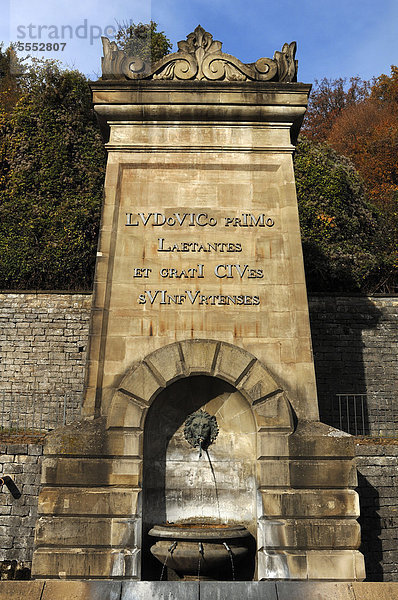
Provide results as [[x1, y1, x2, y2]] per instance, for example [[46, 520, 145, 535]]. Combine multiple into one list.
[[184, 409, 218, 458]]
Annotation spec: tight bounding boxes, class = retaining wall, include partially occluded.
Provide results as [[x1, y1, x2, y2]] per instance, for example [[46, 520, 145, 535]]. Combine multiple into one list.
[[356, 442, 398, 582], [1, 293, 397, 433], [0, 293, 90, 429], [309, 296, 398, 435], [0, 436, 43, 576]]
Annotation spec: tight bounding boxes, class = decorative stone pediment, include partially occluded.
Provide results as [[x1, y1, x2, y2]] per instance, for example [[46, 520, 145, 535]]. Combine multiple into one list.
[[101, 24, 297, 82]]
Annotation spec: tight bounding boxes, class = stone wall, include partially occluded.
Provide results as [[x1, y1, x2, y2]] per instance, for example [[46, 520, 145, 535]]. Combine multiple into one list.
[[0, 439, 396, 581], [309, 296, 398, 436], [355, 442, 398, 582], [0, 293, 397, 433], [0, 292, 397, 578], [0, 437, 43, 576], [0, 292, 91, 430]]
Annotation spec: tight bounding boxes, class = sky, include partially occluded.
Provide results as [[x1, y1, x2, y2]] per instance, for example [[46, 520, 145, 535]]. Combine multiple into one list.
[[1, 0, 398, 84]]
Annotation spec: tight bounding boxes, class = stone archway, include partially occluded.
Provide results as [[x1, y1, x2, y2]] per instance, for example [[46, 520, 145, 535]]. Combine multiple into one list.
[[32, 340, 364, 582], [105, 339, 294, 580], [106, 339, 294, 434]]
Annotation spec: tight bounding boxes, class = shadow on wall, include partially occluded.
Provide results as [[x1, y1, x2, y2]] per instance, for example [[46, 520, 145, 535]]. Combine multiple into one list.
[[357, 472, 383, 581], [308, 296, 382, 434]]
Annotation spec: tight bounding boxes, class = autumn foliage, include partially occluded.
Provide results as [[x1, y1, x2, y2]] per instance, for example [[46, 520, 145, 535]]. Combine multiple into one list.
[[294, 138, 394, 293], [302, 68, 398, 292]]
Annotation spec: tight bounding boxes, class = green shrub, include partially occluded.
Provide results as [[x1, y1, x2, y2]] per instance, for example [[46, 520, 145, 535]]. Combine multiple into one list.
[[294, 137, 396, 293]]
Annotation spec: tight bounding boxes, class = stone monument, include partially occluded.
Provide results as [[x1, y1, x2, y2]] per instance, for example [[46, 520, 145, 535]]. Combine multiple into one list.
[[31, 26, 365, 582]]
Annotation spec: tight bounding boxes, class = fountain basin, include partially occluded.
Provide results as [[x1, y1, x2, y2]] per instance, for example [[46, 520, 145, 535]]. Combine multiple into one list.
[[148, 523, 250, 580]]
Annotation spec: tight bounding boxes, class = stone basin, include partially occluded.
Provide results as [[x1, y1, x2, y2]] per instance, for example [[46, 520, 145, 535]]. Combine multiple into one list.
[[148, 523, 250, 580]]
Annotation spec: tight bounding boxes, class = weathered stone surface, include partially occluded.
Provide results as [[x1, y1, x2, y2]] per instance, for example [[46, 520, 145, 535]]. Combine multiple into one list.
[[307, 550, 365, 581], [37, 487, 139, 516], [145, 344, 185, 383], [276, 581, 355, 600], [41, 580, 121, 600], [258, 518, 361, 550], [213, 343, 255, 385], [258, 550, 365, 581], [120, 363, 162, 404], [0, 581, 44, 600], [35, 516, 139, 547], [45, 417, 106, 456], [105, 430, 143, 457], [101, 25, 298, 83], [289, 459, 358, 488], [106, 390, 145, 429], [260, 489, 359, 518], [200, 582, 277, 599], [257, 432, 289, 458], [41, 457, 141, 486], [237, 360, 280, 403], [179, 339, 218, 376], [352, 582, 398, 599], [288, 420, 355, 458], [32, 548, 140, 578], [0, 581, 398, 599], [253, 393, 293, 432], [121, 582, 198, 600]]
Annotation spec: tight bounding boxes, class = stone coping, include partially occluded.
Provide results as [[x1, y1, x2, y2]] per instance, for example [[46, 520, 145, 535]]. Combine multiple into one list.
[[0, 581, 397, 599]]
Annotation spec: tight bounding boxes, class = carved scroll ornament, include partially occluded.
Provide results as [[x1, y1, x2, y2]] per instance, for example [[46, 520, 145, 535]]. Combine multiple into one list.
[[101, 25, 297, 83]]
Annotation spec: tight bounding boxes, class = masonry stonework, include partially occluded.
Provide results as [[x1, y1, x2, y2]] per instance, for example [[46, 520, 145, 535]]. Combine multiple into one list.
[[355, 442, 398, 582], [309, 296, 398, 436], [0, 440, 43, 573], [1, 294, 397, 579], [1, 293, 397, 430], [0, 293, 90, 430], [0, 441, 396, 580]]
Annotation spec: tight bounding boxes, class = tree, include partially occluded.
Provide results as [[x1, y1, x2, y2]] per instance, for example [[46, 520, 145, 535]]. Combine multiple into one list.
[[303, 69, 398, 211], [0, 61, 106, 289], [115, 21, 172, 63], [0, 44, 24, 105], [301, 68, 398, 293], [294, 137, 396, 293], [327, 98, 398, 211], [0, 22, 173, 290], [302, 76, 370, 142], [371, 65, 398, 104]]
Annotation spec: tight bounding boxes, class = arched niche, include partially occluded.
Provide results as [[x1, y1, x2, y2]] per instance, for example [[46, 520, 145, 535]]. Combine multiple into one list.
[[141, 374, 258, 580], [106, 340, 294, 581]]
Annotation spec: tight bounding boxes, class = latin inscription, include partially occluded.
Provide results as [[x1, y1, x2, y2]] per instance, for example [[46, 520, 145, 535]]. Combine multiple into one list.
[[138, 291, 260, 306], [125, 210, 275, 306], [133, 265, 263, 279], [125, 212, 275, 228]]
